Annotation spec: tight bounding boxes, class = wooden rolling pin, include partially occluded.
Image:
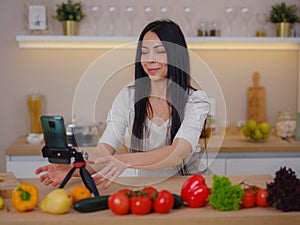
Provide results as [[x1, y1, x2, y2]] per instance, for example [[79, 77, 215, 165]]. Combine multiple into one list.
[[247, 71, 266, 123]]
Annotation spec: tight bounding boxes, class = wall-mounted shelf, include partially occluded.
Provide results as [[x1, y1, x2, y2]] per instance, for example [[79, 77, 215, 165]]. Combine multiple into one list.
[[16, 35, 300, 50]]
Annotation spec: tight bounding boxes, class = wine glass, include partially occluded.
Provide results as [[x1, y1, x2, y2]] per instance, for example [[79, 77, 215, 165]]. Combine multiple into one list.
[[240, 6, 252, 36], [256, 12, 268, 36], [224, 6, 236, 36], [144, 5, 155, 23], [125, 5, 136, 36], [159, 6, 169, 19], [89, 4, 102, 36], [182, 6, 192, 36], [107, 5, 119, 36]]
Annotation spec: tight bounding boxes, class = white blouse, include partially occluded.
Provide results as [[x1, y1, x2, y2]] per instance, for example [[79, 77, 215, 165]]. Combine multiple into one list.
[[99, 86, 210, 176]]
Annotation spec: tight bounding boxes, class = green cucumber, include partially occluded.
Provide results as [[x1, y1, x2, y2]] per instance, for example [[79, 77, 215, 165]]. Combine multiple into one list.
[[73, 195, 110, 213], [172, 193, 183, 209]]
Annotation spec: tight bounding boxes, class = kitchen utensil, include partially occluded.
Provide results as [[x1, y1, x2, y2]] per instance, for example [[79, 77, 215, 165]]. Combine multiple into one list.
[[0, 172, 20, 198], [247, 71, 266, 123]]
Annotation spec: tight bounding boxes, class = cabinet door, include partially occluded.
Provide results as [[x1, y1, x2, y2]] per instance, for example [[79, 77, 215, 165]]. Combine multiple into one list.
[[207, 158, 226, 175], [226, 158, 300, 176], [6, 160, 48, 178]]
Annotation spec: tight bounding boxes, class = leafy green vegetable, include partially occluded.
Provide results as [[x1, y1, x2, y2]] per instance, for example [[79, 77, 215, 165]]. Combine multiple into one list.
[[208, 175, 244, 211]]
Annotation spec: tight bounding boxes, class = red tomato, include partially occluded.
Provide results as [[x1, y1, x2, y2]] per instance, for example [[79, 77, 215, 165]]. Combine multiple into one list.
[[186, 184, 210, 208], [256, 189, 270, 207], [108, 192, 130, 215], [242, 188, 256, 208], [130, 195, 152, 215], [153, 190, 174, 214], [141, 186, 158, 200], [118, 188, 134, 198]]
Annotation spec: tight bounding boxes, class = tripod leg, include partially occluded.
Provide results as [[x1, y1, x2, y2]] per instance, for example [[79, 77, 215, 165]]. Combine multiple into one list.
[[80, 167, 100, 196], [59, 167, 76, 188]]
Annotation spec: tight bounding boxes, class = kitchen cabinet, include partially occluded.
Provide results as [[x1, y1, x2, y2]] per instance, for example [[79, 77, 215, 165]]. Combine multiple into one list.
[[6, 135, 300, 178], [226, 157, 300, 175]]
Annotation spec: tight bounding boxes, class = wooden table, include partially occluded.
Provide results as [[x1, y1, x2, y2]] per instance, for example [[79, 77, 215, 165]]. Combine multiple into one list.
[[1, 175, 299, 225]]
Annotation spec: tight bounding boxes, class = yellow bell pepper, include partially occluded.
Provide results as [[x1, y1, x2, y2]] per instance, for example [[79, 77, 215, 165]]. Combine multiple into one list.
[[11, 183, 39, 212]]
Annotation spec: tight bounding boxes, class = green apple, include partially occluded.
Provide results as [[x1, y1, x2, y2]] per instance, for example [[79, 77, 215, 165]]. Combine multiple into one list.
[[251, 128, 264, 140], [0, 196, 4, 210], [242, 125, 251, 137], [258, 122, 271, 134], [246, 119, 257, 132]]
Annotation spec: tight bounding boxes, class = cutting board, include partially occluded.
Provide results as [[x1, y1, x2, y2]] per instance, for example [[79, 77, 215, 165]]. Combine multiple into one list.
[[247, 72, 266, 123], [0, 172, 20, 198]]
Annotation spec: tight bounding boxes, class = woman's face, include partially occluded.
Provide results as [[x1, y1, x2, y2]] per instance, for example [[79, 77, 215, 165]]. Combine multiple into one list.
[[140, 31, 168, 80]]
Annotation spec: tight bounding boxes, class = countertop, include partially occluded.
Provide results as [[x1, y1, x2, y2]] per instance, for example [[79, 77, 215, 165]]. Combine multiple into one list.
[[1, 175, 299, 225], [5, 134, 300, 156]]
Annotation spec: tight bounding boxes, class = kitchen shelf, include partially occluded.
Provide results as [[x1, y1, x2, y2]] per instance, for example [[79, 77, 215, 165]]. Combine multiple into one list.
[[16, 35, 300, 50]]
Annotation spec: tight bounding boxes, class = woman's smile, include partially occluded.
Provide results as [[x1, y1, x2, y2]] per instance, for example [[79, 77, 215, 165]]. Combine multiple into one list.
[[146, 67, 161, 75]]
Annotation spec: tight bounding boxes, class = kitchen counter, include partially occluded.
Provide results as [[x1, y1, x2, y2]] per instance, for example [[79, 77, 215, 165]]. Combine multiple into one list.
[[6, 134, 300, 178], [5, 135, 300, 178], [5, 134, 300, 156], [1, 174, 299, 225]]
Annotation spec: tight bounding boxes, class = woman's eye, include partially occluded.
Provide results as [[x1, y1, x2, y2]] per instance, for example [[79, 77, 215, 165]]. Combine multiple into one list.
[[156, 48, 166, 54]]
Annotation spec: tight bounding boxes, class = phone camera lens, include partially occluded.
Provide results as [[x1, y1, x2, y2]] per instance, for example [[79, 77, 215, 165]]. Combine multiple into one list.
[[48, 121, 56, 130]]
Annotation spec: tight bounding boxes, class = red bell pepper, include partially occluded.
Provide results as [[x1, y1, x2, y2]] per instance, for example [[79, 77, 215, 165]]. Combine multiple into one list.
[[180, 174, 210, 208]]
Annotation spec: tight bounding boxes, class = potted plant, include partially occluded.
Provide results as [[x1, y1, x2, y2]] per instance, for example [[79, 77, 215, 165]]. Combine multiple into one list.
[[54, 0, 86, 35], [267, 2, 300, 37]]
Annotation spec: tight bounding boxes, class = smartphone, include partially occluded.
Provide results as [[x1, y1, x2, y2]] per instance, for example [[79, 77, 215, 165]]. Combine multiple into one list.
[[41, 115, 68, 148], [40, 115, 72, 164]]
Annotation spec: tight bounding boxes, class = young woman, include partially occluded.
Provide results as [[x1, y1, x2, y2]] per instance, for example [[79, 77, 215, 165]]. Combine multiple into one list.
[[35, 20, 210, 189]]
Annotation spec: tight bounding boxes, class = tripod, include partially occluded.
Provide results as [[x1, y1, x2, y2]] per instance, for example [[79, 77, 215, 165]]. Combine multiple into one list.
[[58, 150, 100, 196]]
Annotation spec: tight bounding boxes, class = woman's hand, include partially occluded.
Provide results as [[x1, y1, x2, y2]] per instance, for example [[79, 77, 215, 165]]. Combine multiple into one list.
[[35, 164, 72, 187], [88, 155, 128, 189]]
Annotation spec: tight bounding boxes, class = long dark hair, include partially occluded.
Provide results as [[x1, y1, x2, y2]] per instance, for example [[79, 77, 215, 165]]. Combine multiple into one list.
[[131, 19, 192, 151]]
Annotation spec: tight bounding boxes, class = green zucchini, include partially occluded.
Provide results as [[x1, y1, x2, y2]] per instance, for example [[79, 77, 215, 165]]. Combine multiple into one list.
[[73, 195, 110, 213], [172, 193, 183, 209]]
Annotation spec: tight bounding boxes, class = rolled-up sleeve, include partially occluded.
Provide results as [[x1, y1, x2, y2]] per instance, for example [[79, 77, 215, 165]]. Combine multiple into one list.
[[174, 90, 210, 151], [99, 87, 130, 151]]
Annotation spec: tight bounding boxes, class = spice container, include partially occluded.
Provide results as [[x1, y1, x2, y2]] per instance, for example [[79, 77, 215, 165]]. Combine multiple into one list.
[[209, 21, 221, 36], [197, 22, 208, 36], [275, 110, 296, 138]]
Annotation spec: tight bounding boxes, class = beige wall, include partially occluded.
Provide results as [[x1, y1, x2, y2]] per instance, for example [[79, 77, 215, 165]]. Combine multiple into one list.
[[0, 0, 299, 172]]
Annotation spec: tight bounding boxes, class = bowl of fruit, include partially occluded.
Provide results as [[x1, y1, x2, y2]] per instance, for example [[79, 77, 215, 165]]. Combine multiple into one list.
[[242, 120, 271, 142]]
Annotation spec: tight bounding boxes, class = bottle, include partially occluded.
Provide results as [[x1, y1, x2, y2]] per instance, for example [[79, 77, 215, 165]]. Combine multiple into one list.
[[275, 109, 296, 138], [209, 21, 220, 37], [197, 22, 207, 36]]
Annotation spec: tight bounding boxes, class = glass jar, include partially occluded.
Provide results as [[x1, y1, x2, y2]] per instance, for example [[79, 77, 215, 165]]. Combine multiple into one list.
[[197, 22, 207, 37], [27, 91, 43, 134], [275, 110, 296, 138]]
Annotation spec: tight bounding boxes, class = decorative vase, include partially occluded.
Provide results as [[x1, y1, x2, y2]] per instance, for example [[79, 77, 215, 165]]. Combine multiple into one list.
[[62, 20, 78, 36], [275, 22, 291, 37]]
